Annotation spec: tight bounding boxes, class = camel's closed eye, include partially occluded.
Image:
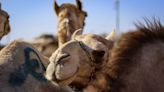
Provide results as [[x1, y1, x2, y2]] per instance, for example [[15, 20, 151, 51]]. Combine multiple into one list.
[[57, 53, 70, 65]]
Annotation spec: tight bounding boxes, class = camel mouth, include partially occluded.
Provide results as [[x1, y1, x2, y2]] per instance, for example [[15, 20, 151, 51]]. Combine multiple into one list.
[[53, 67, 79, 86]]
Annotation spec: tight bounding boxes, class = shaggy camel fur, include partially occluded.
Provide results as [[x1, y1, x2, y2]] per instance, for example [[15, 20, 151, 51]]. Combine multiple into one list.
[[46, 21, 164, 92], [54, 0, 87, 46], [0, 40, 74, 92], [102, 21, 164, 92], [0, 3, 10, 39]]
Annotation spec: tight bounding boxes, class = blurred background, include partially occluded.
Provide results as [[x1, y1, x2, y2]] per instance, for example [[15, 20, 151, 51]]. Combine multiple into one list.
[[1, 0, 164, 45]]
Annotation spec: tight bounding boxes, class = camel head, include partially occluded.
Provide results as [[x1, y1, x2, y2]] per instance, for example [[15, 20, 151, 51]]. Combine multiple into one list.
[[54, 0, 87, 46], [54, 0, 87, 30], [0, 4, 10, 39], [46, 30, 114, 87]]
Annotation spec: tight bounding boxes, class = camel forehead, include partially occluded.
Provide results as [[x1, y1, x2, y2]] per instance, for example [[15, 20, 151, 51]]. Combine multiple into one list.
[[59, 40, 80, 51], [58, 4, 80, 16], [75, 34, 107, 50], [50, 41, 80, 59], [60, 4, 79, 12]]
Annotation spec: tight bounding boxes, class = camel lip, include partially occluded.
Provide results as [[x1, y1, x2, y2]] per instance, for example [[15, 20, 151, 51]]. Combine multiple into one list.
[[56, 67, 79, 81], [53, 67, 79, 85]]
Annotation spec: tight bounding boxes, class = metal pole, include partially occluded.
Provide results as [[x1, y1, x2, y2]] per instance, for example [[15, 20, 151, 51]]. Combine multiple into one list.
[[0, 2, 1, 9], [115, 0, 120, 39]]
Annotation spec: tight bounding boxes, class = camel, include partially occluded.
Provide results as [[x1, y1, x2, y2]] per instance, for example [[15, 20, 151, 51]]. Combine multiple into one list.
[[46, 20, 164, 92], [0, 4, 73, 91], [0, 3, 10, 39], [31, 34, 58, 57], [46, 29, 114, 91], [54, 0, 87, 46], [0, 40, 74, 92]]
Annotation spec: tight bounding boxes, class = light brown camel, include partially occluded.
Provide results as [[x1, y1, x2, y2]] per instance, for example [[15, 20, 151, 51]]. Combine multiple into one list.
[[46, 29, 114, 90], [0, 3, 10, 39], [46, 21, 164, 92], [54, 0, 87, 46], [0, 40, 74, 92], [31, 34, 58, 57]]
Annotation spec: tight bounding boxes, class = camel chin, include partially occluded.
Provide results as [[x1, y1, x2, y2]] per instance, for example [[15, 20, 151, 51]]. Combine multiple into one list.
[[46, 62, 79, 86], [57, 72, 78, 86]]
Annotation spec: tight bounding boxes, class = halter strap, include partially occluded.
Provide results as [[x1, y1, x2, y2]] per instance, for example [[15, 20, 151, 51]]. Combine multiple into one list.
[[77, 41, 96, 81], [78, 41, 94, 63]]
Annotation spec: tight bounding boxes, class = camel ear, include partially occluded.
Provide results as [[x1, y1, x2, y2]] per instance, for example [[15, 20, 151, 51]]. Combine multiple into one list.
[[91, 50, 105, 64], [71, 28, 83, 40], [54, 0, 60, 15], [105, 30, 115, 42], [76, 0, 82, 11]]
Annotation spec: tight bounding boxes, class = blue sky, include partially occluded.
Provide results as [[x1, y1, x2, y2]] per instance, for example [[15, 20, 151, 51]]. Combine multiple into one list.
[[1, 0, 164, 44]]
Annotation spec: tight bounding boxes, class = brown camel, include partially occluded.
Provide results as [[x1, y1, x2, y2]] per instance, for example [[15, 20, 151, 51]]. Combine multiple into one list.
[[0, 40, 74, 92], [46, 29, 114, 90], [30, 34, 58, 57], [54, 0, 87, 46], [0, 3, 10, 39], [46, 20, 164, 92]]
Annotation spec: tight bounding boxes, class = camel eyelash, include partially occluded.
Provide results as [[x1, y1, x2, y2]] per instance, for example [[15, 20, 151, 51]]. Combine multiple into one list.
[[58, 54, 70, 62]]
